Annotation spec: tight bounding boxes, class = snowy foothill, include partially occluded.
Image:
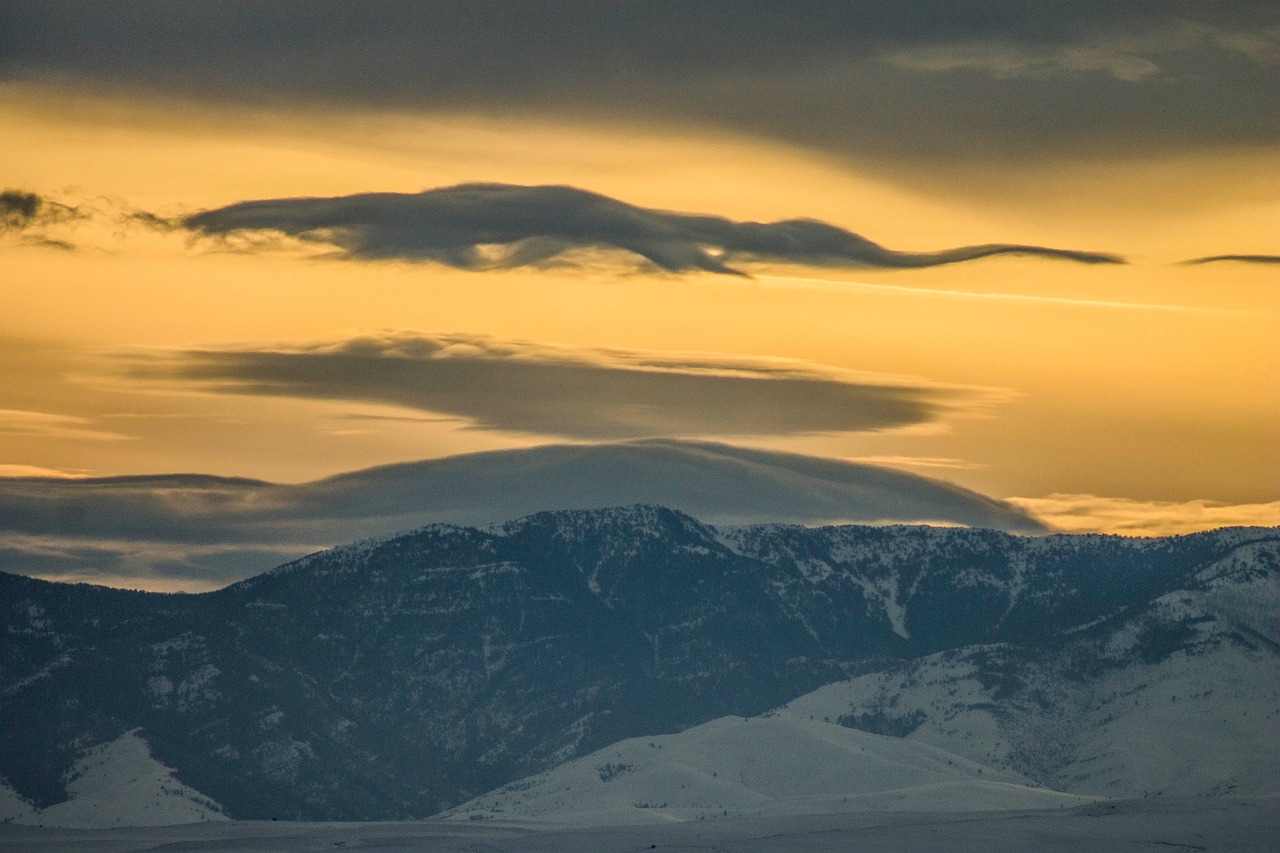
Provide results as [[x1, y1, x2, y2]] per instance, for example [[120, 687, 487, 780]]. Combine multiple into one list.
[[441, 711, 1094, 826]]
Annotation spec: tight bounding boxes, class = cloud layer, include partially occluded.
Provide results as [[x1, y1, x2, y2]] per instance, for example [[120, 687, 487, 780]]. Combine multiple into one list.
[[129, 331, 1000, 440], [183, 183, 1124, 273], [1008, 493, 1280, 536], [2, 3, 1274, 168], [0, 439, 1048, 589]]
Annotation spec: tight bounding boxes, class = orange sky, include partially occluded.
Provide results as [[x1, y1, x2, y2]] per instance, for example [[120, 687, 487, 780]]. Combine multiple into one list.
[[2, 22, 1278, 552]]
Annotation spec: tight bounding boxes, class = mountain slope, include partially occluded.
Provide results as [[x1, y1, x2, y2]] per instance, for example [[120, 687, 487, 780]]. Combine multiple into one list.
[[3, 730, 228, 828], [441, 713, 1093, 826], [784, 535, 1280, 797], [0, 506, 1274, 822]]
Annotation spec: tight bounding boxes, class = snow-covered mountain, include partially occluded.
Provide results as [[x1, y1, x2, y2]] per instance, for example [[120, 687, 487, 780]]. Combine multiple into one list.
[[1, 506, 1275, 824], [781, 534, 1280, 800]]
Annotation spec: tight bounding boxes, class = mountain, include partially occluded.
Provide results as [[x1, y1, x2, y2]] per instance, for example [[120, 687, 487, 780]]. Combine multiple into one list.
[[0, 439, 1045, 588], [0, 506, 1275, 824], [780, 534, 1280, 800]]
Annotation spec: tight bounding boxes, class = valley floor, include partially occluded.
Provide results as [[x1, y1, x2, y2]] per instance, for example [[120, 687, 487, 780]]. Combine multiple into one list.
[[1, 797, 1276, 853]]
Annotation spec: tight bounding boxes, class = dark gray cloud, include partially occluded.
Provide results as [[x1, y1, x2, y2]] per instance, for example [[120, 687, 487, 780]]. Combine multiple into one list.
[[0, 189, 41, 227], [129, 331, 1000, 440], [1, 3, 1274, 175], [0, 439, 1048, 587], [183, 183, 1124, 273], [1183, 254, 1280, 265]]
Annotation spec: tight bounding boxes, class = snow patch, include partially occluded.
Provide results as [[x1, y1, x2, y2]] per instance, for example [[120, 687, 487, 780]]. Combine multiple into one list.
[[10, 730, 227, 828], [0, 778, 35, 823]]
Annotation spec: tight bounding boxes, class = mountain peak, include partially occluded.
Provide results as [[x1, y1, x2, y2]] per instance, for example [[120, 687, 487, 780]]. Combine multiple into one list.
[[494, 503, 711, 538]]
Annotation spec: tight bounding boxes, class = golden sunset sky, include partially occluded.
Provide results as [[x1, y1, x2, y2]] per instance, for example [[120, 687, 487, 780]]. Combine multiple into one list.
[[1, 3, 1277, 589]]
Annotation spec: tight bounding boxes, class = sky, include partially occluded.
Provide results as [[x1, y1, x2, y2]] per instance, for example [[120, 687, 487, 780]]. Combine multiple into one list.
[[1, 2, 1277, 589]]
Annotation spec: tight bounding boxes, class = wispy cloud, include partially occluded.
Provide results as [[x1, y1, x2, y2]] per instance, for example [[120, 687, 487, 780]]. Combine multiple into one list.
[[126, 331, 1007, 441], [0, 409, 129, 442], [181, 183, 1124, 275], [757, 275, 1266, 316], [884, 41, 1162, 82], [1182, 254, 1280, 266], [848, 455, 985, 470], [0, 187, 188, 251], [0, 188, 84, 248], [0, 464, 90, 479], [0, 189, 77, 230], [1007, 493, 1280, 536], [882, 20, 1280, 84], [0, 532, 309, 592]]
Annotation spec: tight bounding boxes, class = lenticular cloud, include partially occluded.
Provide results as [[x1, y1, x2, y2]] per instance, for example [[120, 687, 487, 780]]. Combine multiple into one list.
[[131, 331, 1000, 440], [183, 183, 1124, 274]]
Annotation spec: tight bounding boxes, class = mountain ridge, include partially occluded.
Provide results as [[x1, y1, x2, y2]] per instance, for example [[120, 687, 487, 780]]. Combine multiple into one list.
[[1, 505, 1275, 823]]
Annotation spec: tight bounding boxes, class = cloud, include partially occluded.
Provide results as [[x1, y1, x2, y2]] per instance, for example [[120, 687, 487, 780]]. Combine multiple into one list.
[[1006, 493, 1280, 536], [2, 3, 1273, 170], [1182, 254, 1280, 265], [758, 274, 1259, 316], [127, 330, 1005, 440], [0, 187, 165, 251], [0, 189, 83, 246], [182, 183, 1124, 273], [0, 409, 129, 442], [0, 189, 42, 227], [0, 439, 1048, 589], [883, 41, 1162, 82], [848, 455, 985, 470], [881, 19, 1280, 83], [0, 464, 88, 479], [0, 533, 306, 592]]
